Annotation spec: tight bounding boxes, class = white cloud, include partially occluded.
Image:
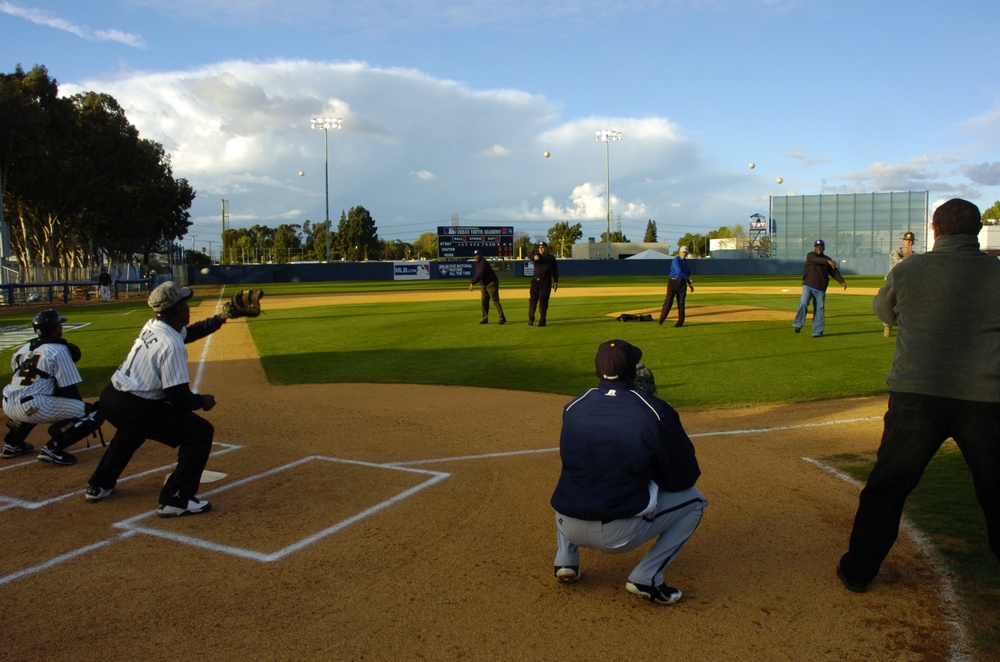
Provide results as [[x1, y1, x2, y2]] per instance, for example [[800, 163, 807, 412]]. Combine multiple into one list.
[[60, 59, 676, 240], [0, 2, 145, 47], [55, 56, 997, 245], [480, 145, 512, 157]]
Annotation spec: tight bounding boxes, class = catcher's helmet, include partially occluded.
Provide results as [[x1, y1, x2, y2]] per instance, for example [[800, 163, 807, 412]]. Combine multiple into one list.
[[32, 309, 67, 337]]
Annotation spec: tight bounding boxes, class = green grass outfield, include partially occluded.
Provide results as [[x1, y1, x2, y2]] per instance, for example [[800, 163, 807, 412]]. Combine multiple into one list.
[[1, 273, 997, 653], [251, 274, 897, 407]]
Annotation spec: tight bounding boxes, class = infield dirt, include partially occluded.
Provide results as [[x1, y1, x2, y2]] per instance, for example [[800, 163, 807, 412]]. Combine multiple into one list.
[[0, 289, 971, 661]]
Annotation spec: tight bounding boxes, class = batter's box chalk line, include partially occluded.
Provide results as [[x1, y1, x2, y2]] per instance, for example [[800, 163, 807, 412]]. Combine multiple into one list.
[[0, 442, 242, 511], [114, 455, 450, 562]]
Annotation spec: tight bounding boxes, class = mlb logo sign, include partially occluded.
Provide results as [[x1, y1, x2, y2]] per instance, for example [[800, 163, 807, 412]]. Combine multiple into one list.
[[393, 262, 430, 280]]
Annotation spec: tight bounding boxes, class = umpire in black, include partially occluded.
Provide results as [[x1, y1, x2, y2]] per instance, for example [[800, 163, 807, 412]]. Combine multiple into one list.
[[469, 250, 506, 325], [528, 241, 559, 327]]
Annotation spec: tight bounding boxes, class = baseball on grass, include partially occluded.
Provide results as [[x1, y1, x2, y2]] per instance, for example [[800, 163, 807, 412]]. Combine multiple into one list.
[[748, 162, 755, 169], [200, 267, 210, 275], [543, 151, 550, 158]]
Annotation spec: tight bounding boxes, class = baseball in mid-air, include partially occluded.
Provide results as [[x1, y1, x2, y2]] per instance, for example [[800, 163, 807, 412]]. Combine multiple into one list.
[[298, 170, 305, 176], [543, 151, 550, 158], [748, 162, 755, 169], [776, 177, 784, 184], [200, 267, 210, 275]]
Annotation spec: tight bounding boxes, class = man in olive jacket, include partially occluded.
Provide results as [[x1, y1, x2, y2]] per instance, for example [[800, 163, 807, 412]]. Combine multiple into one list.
[[838, 198, 1000, 593]]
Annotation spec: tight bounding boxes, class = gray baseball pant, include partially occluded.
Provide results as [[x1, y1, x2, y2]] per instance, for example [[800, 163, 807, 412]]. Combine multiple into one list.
[[554, 486, 707, 587]]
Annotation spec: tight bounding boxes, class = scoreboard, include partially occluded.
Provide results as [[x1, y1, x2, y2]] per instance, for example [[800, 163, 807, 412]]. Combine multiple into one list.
[[437, 226, 514, 258]]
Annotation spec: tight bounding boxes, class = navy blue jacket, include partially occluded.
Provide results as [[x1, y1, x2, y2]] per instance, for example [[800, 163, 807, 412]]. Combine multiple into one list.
[[550, 381, 701, 522]]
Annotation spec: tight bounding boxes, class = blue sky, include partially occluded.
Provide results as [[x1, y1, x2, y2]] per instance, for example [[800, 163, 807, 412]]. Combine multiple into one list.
[[3, 0, 1000, 254]]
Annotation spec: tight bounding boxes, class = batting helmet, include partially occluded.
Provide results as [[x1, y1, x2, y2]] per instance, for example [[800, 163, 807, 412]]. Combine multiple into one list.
[[32, 309, 67, 337]]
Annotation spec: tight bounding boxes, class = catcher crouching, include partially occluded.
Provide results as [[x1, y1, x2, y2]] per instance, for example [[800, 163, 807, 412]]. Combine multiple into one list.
[[84, 282, 263, 515]]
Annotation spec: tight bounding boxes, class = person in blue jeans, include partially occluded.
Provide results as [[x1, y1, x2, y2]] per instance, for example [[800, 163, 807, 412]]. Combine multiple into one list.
[[793, 239, 846, 337], [838, 198, 1000, 593]]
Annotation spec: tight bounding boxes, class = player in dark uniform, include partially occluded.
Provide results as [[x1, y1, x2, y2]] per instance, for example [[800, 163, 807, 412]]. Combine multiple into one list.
[[469, 250, 506, 324], [528, 241, 558, 327], [550, 339, 707, 604]]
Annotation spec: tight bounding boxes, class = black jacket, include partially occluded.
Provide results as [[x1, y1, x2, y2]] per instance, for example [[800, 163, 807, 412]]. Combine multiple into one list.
[[801, 251, 845, 291], [531, 252, 558, 282], [471, 258, 499, 287], [550, 381, 700, 521]]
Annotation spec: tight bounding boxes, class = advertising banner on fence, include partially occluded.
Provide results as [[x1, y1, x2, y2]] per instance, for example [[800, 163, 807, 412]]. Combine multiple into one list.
[[436, 262, 474, 279], [393, 261, 430, 280]]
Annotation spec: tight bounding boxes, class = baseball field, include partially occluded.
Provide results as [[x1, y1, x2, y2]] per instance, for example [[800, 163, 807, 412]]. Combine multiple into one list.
[[0, 277, 995, 660]]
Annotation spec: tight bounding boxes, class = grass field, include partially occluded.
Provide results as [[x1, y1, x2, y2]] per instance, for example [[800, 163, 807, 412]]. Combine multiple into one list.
[[2, 273, 998, 654]]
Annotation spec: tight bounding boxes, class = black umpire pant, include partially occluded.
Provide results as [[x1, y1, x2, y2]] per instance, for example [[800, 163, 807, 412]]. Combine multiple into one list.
[[528, 277, 553, 324], [658, 278, 688, 325], [88, 383, 214, 508], [480, 282, 505, 322], [840, 392, 1000, 585]]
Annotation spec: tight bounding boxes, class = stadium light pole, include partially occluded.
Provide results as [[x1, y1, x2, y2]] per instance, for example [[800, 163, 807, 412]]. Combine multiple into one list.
[[310, 117, 343, 262], [595, 130, 622, 260]]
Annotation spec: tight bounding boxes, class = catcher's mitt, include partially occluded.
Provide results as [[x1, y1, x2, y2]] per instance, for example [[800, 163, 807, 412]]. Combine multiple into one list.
[[633, 362, 657, 395], [66, 342, 82, 363], [223, 289, 264, 319]]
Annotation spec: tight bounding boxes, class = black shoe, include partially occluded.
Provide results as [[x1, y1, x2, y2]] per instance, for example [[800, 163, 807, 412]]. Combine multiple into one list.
[[1, 441, 34, 459], [498, 318, 506, 325], [794, 326, 801, 333], [158, 497, 212, 518], [553, 566, 580, 583], [538, 322, 546, 327], [626, 581, 682, 604], [813, 333, 823, 338], [528, 320, 534, 326], [479, 319, 489, 324], [38, 445, 78, 466], [836, 563, 870, 593], [657, 320, 664, 326], [674, 322, 683, 328], [85, 485, 115, 503]]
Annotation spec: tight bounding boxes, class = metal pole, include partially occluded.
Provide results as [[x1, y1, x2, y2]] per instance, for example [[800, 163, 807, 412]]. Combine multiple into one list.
[[605, 139, 611, 260], [324, 128, 330, 262]]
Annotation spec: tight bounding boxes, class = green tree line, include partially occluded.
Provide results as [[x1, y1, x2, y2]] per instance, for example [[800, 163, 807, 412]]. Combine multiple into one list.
[[1, 65, 194, 273]]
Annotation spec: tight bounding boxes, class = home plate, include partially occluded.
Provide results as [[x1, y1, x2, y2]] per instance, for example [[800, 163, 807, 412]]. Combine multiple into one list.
[[164, 469, 229, 485], [200, 470, 228, 484]]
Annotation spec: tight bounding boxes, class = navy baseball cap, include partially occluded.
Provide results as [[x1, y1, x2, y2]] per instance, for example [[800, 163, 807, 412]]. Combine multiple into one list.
[[538, 241, 548, 247], [595, 339, 643, 382], [814, 239, 825, 247]]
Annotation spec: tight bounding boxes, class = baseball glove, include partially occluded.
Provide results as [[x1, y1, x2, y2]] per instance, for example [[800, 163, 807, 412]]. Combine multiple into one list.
[[223, 289, 264, 319], [633, 362, 657, 395], [66, 342, 82, 363]]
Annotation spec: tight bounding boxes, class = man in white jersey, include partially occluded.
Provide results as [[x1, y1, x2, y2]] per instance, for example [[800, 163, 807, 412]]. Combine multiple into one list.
[[85, 281, 229, 516], [2, 309, 103, 465]]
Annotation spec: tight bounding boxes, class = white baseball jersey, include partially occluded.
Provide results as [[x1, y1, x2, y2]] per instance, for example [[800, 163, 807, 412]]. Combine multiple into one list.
[[111, 318, 191, 400], [2, 340, 87, 423]]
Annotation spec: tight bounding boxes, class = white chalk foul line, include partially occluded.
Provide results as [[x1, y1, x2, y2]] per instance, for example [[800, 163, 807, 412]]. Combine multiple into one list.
[[391, 416, 884, 467], [802, 457, 972, 662], [0, 531, 139, 587], [113, 456, 450, 562]]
